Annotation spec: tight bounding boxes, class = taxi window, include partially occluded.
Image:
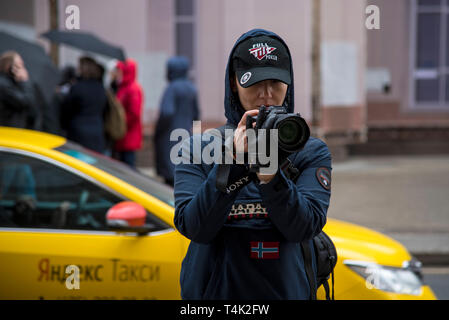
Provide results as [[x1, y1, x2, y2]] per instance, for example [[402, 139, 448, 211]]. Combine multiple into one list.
[[56, 142, 175, 207], [0, 151, 122, 230]]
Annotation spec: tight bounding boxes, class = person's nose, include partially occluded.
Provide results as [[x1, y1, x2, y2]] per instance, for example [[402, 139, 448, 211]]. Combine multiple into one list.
[[258, 81, 273, 99]]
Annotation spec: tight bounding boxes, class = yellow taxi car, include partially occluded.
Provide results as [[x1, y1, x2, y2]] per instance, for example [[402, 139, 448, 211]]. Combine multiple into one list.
[[0, 127, 436, 300]]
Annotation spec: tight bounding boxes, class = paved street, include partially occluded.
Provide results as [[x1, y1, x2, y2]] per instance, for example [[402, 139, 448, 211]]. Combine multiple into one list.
[[328, 155, 449, 260], [423, 267, 449, 300]]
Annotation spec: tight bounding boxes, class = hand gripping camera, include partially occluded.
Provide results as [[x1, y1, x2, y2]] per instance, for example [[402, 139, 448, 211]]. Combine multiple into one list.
[[245, 105, 310, 172]]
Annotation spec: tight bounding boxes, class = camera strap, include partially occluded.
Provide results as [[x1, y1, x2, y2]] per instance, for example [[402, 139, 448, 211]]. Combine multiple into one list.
[[280, 157, 301, 183], [214, 124, 249, 194], [216, 163, 232, 193]]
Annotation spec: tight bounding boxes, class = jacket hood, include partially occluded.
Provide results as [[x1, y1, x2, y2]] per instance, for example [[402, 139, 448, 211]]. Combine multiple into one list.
[[224, 29, 295, 126], [117, 59, 137, 85], [167, 56, 189, 81]]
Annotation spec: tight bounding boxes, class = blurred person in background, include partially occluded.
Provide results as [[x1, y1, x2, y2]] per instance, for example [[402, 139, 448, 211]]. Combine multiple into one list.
[[108, 63, 120, 94], [96, 61, 119, 157], [48, 65, 77, 136], [154, 56, 200, 186], [58, 65, 77, 95], [0, 51, 40, 130], [113, 59, 143, 169], [60, 56, 107, 153], [0, 51, 39, 223]]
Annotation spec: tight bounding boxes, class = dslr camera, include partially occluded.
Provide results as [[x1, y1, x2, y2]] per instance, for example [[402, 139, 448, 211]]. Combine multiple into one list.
[[245, 105, 310, 172]]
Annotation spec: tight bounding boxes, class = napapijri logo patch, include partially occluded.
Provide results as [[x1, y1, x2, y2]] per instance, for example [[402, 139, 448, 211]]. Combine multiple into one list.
[[316, 167, 331, 191], [249, 43, 277, 61], [250, 241, 279, 259], [227, 202, 268, 220]]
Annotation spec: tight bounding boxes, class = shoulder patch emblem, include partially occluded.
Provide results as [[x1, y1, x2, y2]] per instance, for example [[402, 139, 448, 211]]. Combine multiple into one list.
[[316, 167, 331, 190]]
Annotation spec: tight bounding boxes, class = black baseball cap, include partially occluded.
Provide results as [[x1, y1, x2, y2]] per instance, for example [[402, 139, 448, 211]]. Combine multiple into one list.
[[232, 35, 291, 88]]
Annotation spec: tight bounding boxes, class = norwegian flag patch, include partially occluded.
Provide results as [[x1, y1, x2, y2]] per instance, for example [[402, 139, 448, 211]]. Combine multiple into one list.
[[250, 241, 280, 259]]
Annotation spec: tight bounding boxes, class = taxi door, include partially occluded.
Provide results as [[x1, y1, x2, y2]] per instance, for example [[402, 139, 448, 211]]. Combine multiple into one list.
[[0, 148, 182, 300]]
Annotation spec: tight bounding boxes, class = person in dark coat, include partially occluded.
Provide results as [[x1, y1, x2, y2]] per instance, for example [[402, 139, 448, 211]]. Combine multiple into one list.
[[0, 51, 39, 129], [154, 56, 200, 186], [47, 66, 77, 136], [0, 51, 39, 221], [61, 56, 107, 153]]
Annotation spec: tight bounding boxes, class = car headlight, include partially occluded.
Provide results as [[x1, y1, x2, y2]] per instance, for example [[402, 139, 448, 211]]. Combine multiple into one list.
[[344, 259, 423, 296]]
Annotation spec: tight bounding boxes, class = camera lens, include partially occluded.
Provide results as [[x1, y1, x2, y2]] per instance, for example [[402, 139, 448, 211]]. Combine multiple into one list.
[[278, 119, 301, 145], [274, 115, 310, 153]]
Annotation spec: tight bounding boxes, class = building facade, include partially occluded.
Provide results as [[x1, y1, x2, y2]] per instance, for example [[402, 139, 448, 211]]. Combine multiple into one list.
[[1, 0, 447, 167]]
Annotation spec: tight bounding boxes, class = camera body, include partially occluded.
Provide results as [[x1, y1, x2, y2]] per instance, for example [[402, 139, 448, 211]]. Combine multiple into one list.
[[245, 105, 310, 171]]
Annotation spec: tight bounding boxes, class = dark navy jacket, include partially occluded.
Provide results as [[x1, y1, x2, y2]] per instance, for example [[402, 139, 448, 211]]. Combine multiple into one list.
[[60, 79, 107, 153], [155, 57, 200, 182], [174, 29, 332, 300]]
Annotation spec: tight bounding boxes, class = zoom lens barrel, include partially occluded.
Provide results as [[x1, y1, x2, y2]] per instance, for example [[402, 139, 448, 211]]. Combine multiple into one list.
[[274, 115, 310, 153]]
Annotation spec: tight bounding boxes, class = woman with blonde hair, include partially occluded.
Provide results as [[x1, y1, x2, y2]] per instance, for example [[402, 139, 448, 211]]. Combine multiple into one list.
[[0, 51, 38, 129]]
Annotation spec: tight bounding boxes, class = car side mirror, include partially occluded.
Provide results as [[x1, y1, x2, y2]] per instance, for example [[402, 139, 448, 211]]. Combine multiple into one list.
[[106, 201, 156, 236]]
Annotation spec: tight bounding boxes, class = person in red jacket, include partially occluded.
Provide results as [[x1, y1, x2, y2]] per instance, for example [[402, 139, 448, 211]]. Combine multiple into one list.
[[113, 59, 143, 168]]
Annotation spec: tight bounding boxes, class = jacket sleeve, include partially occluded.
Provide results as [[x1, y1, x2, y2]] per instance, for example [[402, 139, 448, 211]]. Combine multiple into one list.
[[60, 86, 78, 130], [256, 138, 332, 242], [0, 80, 34, 112], [124, 87, 142, 128], [155, 86, 176, 138], [159, 86, 176, 119], [174, 135, 248, 244]]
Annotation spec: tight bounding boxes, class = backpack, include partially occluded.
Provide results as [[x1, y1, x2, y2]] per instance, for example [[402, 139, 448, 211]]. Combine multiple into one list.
[[214, 124, 338, 300], [300, 219, 337, 300], [104, 89, 127, 141]]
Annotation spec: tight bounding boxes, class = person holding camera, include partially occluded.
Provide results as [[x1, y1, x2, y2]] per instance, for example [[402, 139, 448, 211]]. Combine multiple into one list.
[[0, 51, 39, 129], [174, 29, 332, 300]]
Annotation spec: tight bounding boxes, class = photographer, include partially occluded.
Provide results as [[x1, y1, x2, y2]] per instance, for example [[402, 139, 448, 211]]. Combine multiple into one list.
[[174, 29, 332, 300]]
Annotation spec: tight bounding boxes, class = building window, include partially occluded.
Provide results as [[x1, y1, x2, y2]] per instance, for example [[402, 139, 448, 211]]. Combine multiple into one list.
[[174, 0, 196, 81], [411, 0, 449, 108]]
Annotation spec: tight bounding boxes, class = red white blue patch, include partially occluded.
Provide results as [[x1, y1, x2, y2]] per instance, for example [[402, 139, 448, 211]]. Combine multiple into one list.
[[316, 167, 331, 191], [250, 241, 279, 259]]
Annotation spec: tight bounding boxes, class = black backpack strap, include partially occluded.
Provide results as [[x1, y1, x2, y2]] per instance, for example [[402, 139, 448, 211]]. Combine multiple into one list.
[[300, 240, 317, 300], [321, 268, 335, 300], [283, 157, 318, 301], [330, 260, 335, 300], [323, 280, 330, 300]]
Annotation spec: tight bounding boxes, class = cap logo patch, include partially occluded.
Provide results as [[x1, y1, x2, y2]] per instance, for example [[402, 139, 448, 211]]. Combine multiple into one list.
[[240, 72, 252, 85], [249, 43, 277, 61]]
